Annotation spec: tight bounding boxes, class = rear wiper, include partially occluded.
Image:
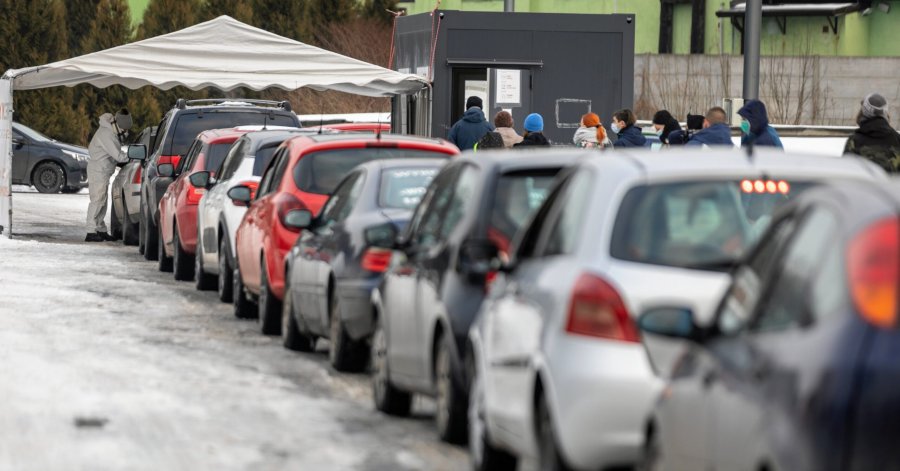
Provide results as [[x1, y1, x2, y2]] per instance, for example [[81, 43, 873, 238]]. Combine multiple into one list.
[[680, 259, 738, 272]]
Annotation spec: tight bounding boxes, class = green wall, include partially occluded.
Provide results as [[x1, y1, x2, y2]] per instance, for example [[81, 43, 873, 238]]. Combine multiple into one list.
[[127, 0, 150, 26]]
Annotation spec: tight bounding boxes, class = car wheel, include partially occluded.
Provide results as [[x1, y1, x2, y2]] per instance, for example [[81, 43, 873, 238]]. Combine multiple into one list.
[[138, 209, 146, 254], [122, 195, 139, 246], [258, 258, 282, 335], [232, 257, 256, 319], [469, 369, 517, 471], [282, 275, 315, 352], [435, 334, 468, 444], [157, 223, 173, 272], [537, 396, 572, 471], [194, 241, 217, 291], [60, 186, 80, 194], [110, 204, 123, 240], [143, 207, 159, 261], [329, 290, 367, 372], [173, 224, 194, 281], [371, 314, 411, 416], [217, 237, 233, 303], [32, 162, 65, 194]]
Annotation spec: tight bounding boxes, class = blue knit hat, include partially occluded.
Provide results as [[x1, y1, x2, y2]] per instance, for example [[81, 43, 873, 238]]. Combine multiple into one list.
[[524, 113, 544, 132]]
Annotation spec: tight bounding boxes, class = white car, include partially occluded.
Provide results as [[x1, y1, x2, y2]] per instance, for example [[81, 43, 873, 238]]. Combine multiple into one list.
[[466, 148, 886, 471], [194, 128, 309, 301]]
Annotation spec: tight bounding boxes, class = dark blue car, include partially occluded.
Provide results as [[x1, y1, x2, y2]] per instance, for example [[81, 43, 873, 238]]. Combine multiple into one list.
[[280, 158, 448, 371], [12, 122, 89, 193], [639, 178, 900, 471]]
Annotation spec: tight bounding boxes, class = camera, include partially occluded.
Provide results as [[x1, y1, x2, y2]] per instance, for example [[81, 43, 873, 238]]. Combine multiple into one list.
[[686, 113, 704, 131]]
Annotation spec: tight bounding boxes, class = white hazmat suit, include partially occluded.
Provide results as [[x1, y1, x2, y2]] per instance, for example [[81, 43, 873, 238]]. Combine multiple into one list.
[[85, 113, 129, 234]]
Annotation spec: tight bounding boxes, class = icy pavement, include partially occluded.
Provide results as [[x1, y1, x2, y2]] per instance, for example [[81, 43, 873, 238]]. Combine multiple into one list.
[[0, 188, 467, 471]]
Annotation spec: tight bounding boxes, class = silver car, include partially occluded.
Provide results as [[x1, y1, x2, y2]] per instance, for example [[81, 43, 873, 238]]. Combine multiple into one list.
[[111, 126, 156, 245], [467, 148, 886, 471]]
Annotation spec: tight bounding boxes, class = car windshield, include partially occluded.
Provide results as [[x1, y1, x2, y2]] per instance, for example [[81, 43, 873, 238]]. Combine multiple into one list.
[[489, 171, 559, 254], [167, 111, 296, 156], [293, 148, 449, 195], [252, 143, 281, 176], [379, 167, 440, 209], [610, 179, 814, 271], [14, 123, 53, 142], [205, 143, 234, 173]]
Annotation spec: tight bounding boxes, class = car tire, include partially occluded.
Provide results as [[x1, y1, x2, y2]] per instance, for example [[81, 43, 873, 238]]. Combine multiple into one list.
[[60, 186, 81, 194], [282, 275, 315, 352], [110, 204, 123, 240], [372, 314, 412, 417], [138, 209, 146, 254], [217, 237, 234, 303], [469, 370, 517, 471], [232, 257, 256, 319], [173, 224, 194, 281], [122, 194, 139, 246], [329, 290, 367, 372], [157, 223, 173, 272], [32, 162, 65, 194], [258, 258, 282, 336], [435, 334, 468, 444], [142, 207, 159, 261], [537, 396, 573, 471], [194, 240, 217, 291]]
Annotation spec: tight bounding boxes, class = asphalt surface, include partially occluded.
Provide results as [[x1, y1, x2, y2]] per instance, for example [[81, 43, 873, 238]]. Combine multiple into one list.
[[0, 187, 468, 471]]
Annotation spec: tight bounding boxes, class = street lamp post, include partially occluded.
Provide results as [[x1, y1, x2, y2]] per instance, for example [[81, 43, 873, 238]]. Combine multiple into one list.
[[504, 0, 514, 12], [743, 0, 762, 100]]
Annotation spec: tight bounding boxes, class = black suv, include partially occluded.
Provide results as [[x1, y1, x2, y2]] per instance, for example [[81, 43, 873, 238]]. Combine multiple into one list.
[[139, 99, 300, 260], [11, 122, 89, 193]]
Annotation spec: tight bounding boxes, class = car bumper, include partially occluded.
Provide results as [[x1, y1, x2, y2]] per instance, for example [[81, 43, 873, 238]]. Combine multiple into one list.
[[544, 336, 662, 469], [67, 167, 88, 189], [337, 276, 380, 340]]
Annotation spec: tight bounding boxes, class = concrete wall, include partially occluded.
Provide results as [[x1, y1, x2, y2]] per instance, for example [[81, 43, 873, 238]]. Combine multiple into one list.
[[634, 54, 900, 126]]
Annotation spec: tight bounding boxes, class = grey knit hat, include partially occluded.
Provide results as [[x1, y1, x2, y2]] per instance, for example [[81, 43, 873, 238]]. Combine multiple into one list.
[[861, 93, 888, 119]]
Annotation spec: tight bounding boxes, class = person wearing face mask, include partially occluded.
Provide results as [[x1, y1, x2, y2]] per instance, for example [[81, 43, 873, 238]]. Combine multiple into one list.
[[737, 99, 783, 149], [651, 110, 681, 145], [610, 108, 647, 148], [573, 112, 612, 149], [85, 109, 132, 242]]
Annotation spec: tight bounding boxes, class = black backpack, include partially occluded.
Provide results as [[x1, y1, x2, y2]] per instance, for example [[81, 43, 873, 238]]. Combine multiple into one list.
[[474, 131, 505, 151]]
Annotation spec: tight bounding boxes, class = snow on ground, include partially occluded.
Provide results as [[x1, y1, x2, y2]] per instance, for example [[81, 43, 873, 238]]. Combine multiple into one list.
[[0, 190, 466, 471]]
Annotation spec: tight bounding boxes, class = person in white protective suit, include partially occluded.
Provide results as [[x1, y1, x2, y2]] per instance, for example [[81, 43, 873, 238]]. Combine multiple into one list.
[[84, 109, 132, 242]]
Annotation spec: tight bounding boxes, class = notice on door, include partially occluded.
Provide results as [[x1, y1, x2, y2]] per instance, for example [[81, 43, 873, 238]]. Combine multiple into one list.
[[495, 69, 521, 105]]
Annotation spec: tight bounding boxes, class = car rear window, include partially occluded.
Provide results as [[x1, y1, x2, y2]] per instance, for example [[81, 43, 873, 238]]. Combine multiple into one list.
[[205, 143, 234, 173], [610, 179, 814, 270], [293, 148, 449, 195], [488, 170, 558, 254], [252, 143, 282, 176], [165, 111, 297, 156], [379, 167, 439, 209]]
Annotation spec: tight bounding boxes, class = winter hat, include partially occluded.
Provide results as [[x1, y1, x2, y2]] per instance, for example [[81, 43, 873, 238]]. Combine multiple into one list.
[[115, 108, 133, 131], [581, 113, 600, 128], [524, 113, 544, 132], [494, 111, 513, 128], [861, 93, 888, 119], [466, 96, 483, 110]]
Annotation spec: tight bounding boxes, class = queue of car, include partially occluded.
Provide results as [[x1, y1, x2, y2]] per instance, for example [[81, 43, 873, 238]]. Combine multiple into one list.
[[108, 96, 894, 471]]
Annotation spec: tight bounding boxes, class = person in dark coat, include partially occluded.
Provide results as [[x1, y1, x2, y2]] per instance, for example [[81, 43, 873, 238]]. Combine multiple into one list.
[[513, 113, 551, 147], [738, 99, 783, 149], [448, 96, 494, 151], [611, 109, 647, 148], [686, 107, 734, 147], [652, 110, 681, 145], [843, 93, 900, 172]]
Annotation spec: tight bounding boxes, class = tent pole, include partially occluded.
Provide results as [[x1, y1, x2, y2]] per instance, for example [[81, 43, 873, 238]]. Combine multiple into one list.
[[0, 76, 13, 239]]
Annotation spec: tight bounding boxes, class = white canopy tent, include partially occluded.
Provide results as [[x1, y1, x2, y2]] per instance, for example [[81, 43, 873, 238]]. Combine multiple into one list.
[[0, 15, 427, 238]]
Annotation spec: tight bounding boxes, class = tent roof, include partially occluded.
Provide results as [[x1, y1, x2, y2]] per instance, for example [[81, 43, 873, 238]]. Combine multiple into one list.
[[3, 15, 426, 97]]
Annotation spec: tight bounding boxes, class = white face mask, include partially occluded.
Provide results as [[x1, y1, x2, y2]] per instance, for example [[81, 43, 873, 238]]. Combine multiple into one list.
[[611, 122, 621, 134]]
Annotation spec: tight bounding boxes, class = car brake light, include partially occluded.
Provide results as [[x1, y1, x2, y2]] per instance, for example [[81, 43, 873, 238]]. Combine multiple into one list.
[[186, 184, 206, 205], [741, 179, 790, 195], [159, 155, 182, 169], [361, 247, 393, 273], [132, 165, 142, 184], [847, 217, 899, 329], [275, 193, 306, 232], [566, 273, 639, 342]]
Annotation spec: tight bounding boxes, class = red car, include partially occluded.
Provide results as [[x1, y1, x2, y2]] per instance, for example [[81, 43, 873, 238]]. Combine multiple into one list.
[[228, 133, 459, 334], [157, 128, 248, 280]]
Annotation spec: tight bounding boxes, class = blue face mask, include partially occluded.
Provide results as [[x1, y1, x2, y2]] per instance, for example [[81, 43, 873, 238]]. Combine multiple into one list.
[[655, 128, 664, 137], [611, 123, 621, 134], [740, 119, 751, 135]]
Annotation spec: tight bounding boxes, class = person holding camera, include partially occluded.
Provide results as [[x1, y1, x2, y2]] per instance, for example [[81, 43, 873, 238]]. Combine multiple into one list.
[[684, 107, 733, 147]]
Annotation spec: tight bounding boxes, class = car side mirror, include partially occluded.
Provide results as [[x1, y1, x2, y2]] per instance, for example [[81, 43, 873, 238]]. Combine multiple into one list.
[[458, 238, 499, 283], [157, 163, 174, 178], [283, 209, 313, 230], [638, 307, 700, 341], [127, 144, 147, 161], [189, 171, 211, 189], [365, 223, 398, 248], [227, 185, 253, 207], [12, 138, 24, 148]]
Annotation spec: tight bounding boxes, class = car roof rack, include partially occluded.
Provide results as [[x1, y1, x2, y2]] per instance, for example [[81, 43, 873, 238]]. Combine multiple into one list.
[[175, 98, 292, 112]]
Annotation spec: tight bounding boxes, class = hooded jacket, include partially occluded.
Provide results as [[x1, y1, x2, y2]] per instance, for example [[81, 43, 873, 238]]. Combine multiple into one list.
[[613, 125, 647, 148], [87, 113, 127, 173], [844, 116, 900, 172], [686, 123, 734, 147], [738, 100, 783, 148], [448, 108, 495, 151], [514, 132, 551, 147]]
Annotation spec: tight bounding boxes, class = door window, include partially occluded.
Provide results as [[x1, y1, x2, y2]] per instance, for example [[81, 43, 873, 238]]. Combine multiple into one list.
[[176, 140, 202, 174], [541, 170, 594, 257], [319, 172, 365, 226], [438, 165, 479, 241], [514, 171, 573, 261], [409, 166, 462, 247], [218, 139, 248, 181], [256, 149, 287, 198]]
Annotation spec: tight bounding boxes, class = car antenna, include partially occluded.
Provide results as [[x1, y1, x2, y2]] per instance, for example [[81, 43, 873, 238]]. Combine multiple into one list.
[[318, 100, 326, 135], [375, 106, 383, 141], [262, 111, 268, 131]]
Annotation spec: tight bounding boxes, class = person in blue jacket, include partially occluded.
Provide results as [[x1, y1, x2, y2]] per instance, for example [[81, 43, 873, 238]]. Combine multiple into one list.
[[738, 99, 783, 149], [685, 107, 734, 147], [448, 96, 494, 150], [611, 109, 647, 148]]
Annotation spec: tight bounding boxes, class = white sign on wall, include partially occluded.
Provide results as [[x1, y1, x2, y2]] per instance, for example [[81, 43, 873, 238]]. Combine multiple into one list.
[[495, 69, 521, 105]]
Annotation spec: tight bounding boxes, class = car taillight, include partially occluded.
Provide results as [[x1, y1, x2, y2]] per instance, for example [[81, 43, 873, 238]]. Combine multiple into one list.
[[848, 218, 899, 329], [186, 184, 205, 205], [159, 155, 181, 169], [237, 180, 259, 199], [361, 247, 392, 273], [566, 273, 639, 342], [275, 193, 306, 232], [132, 165, 142, 184]]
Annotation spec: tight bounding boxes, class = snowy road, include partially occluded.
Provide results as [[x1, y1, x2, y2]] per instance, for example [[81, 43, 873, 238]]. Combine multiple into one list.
[[0, 188, 467, 470]]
